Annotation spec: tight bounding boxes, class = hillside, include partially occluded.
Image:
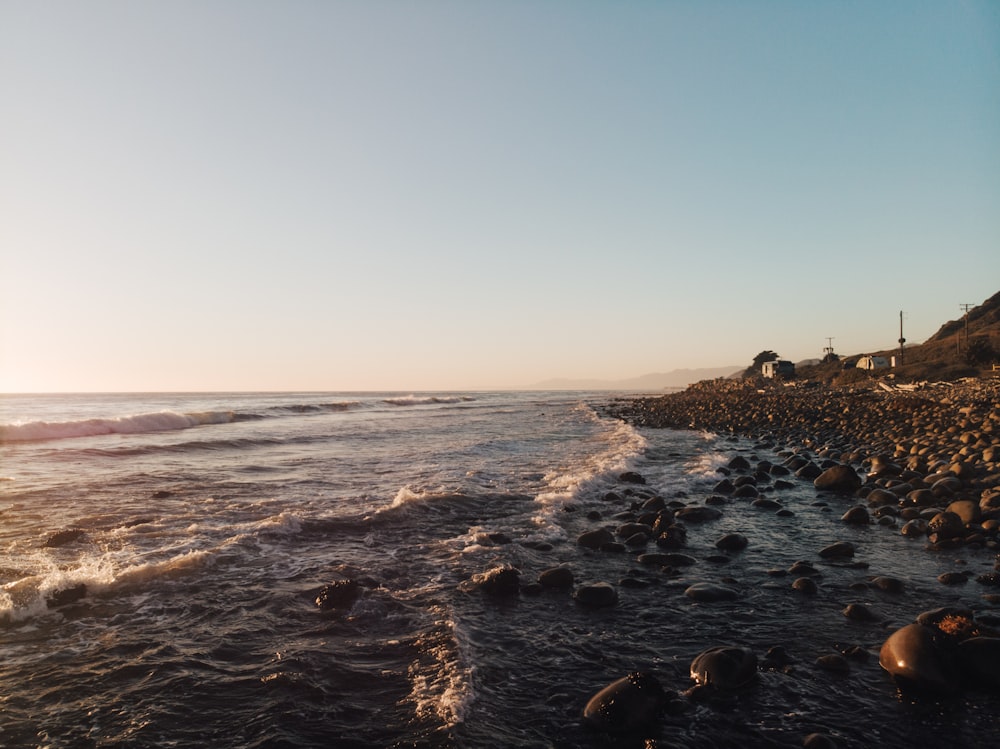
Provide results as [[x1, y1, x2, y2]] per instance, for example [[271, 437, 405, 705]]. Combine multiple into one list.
[[795, 290, 1000, 385]]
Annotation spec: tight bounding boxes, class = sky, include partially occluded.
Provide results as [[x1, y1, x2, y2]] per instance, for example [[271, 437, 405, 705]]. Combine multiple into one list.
[[2, 0, 999, 392]]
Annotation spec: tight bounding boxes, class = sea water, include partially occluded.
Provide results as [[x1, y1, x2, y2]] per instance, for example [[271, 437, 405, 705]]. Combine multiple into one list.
[[2, 392, 998, 748]]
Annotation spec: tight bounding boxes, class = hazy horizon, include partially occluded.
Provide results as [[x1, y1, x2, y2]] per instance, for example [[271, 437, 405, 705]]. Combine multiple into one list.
[[3, 1, 998, 392]]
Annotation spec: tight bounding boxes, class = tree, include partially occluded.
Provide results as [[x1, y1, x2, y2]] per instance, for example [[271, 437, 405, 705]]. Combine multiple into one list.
[[964, 337, 997, 367], [744, 350, 779, 378]]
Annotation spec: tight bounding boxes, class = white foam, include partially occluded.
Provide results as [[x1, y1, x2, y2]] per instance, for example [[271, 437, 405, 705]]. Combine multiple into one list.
[[406, 610, 474, 729], [0, 410, 237, 443]]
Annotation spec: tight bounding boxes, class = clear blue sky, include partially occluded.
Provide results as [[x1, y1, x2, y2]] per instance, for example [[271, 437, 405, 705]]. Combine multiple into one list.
[[2, 0, 998, 391]]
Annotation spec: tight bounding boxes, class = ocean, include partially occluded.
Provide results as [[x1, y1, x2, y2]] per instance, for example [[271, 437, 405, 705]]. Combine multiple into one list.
[[2, 391, 998, 748]]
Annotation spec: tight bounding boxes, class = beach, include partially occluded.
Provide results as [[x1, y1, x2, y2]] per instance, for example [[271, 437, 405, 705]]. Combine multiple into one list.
[[2, 388, 999, 748]]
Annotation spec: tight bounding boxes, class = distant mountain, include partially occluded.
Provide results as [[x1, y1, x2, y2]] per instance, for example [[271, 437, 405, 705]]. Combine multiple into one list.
[[530, 366, 742, 391]]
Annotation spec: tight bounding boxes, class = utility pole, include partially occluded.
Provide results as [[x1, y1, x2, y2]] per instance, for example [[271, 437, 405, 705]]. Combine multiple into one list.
[[898, 311, 905, 365], [823, 337, 835, 362], [959, 303, 976, 355]]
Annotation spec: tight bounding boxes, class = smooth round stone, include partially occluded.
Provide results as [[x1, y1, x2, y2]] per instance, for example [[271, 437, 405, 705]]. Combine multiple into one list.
[[937, 572, 969, 585], [842, 603, 879, 622], [578, 528, 615, 549], [685, 583, 738, 602], [900, 519, 928, 537], [818, 541, 855, 559], [538, 567, 574, 588], [675, 506, 723, 522], [814, 464, 862, 493], [870, 576, 905, 594], [582, 672, 667, 734], [715, 533, 749, 552], [879, 623, 960, 694], [803, 732, 838, 749], [574, 582, 618, 607], [841, 506, 871, 525], [690, 646, 757, 689], [792, 577, 818, 594], [752, 497, 782, 509]]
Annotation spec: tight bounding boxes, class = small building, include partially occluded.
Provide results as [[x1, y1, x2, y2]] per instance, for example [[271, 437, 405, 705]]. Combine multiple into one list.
[[856, 356, 889, 371], [762, 360, 795, 379]]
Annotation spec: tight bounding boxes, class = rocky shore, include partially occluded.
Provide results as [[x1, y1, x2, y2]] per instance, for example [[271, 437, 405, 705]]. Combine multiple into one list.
[[608, 376, 1000, 510], [587, 375, 1000, 725]]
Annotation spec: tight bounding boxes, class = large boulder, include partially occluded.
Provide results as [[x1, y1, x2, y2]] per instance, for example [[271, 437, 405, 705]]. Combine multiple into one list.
[[689, 646, 757, 690], [574, 582, 618, 607], [878, 623, 960, 694], [814, 465, 862, 493], [582, 672, 668, 734]]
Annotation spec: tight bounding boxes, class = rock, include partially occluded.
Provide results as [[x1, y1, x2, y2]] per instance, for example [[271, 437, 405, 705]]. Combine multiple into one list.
[[796, 462, 823, 480], [315, 579, 362, 610], [870, 576, 905, 594], [538, 567, 574, 588], [927, 511, 966, 540], [815, 654, 850, 673], [937, 572, 969, 586], [814, 465, 862, 493], [578, 528, 615, 550], [619, 471, 646, 485], [900, 518, 928, 537], [818, 541, 855, 559], [956, 637, 1000, 688], [675, 506, 722, 522], [734, 484, 760, 499], [46, 583, 87, 608], [842, 603, 879, 622], [728, 456, 752, 471], [840, 506, 870, 525], [574, 582, 618, 607], [689, 646, 757, 689], [43, 529, 85, 548], [879, 623, 960, 694], [713, 478, 735, 494], [751, 497, 782, 509], [792, 577, 818, 594], [803, 732, 838, 749], [685, 583, 738, 602], [946, 500, 980, 526], [715, 533, 749, 552], [582, 672, 668, 734]]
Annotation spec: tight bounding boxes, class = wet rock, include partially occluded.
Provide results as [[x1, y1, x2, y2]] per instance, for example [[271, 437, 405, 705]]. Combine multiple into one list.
[[815, 654, 850, 673], [43, 529, 85, 548], [842, 603, 879, 622], [619, 471, 646, 485], [689, 645, 757, 689], [582, 672, 668, 734], [818, 541, 855, 559], [684, 583, 738, 602], [47, 583, 87, 608], [728, 456, 752, 471], [315, 579, 362, 610], [578, 528, 615, 550], [956, 637, 1000, 688], [803, 732, 838, 749], [870, 576, 905, 594], [879, 623, 960, 694], [751, 497, 782, 509], [840, 506, 870, 525], [814, 465, 862, 493], [792, 577, 818, 594], [538, 567, 574, 588], [675, 506, 722, 522], [937, 571, 969, 586], [574, 582, 618, 607], [715, 533, 749, 552], [927, 511, 966, 540], [900, 518, 928, 537]]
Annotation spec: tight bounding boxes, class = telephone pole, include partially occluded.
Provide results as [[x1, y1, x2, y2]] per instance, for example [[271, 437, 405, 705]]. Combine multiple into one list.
[[959, 303, 976, 355], [898, 311, 905, 365]]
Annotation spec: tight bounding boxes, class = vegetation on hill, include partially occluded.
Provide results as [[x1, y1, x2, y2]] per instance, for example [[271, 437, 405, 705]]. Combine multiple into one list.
[[749, 291, 1000, 386]]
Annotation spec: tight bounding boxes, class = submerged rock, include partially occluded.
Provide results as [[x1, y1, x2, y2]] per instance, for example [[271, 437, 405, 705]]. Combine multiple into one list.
[[582, 672, 668, 734], [574, 582, 618, 607], [43, 529, 85, 548], [314, 579, 361, 610], [689, 645, 757, 690], [467, 567, 519, 597]]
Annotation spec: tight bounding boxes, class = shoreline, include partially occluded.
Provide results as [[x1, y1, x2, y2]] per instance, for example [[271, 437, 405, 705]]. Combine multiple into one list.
[[607, 376, 1000, 508]]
